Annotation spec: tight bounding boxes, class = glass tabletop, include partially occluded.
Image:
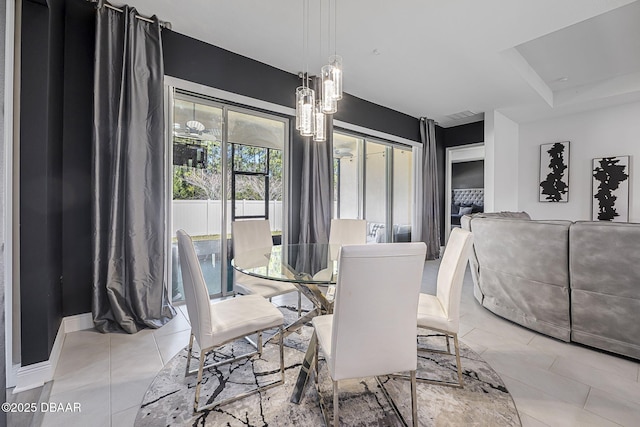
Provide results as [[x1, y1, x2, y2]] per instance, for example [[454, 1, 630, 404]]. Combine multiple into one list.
[[231, 243, 339, 284]]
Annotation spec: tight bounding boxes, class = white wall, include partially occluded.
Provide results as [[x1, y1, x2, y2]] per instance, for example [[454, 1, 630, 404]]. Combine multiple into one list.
[[484, 110, 519, 212], [518, 101, 640, 222]]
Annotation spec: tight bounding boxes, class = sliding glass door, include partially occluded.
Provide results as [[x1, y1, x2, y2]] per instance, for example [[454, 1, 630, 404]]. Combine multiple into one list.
[[169, 90, 287, 302], [333, 131, 413, 243], [170, 96, 224, 301], [365, 141, 390, 242]]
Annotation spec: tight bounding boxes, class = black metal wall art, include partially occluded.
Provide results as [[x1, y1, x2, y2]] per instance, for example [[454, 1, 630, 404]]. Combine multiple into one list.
[[539, 141, 570, 202], [592, 156, 630, 222]]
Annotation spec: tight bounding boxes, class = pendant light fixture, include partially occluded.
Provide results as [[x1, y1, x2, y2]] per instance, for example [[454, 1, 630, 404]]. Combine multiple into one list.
[[320, 0, 342, 114], [295, 0, 342, 140], [296, 0, 315, 137], [297, 86, 315, 136], [313, 101, 326, 141]]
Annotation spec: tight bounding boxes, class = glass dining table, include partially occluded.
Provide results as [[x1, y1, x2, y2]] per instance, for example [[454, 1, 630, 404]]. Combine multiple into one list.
[[231, 243, 339, 404]]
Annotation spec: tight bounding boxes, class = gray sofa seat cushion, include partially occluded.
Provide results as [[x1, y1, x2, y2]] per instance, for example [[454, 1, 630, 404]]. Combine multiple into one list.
[[462, 211, 532, 303], [471, 218, 572, 341], [569, 221, 640, 359]]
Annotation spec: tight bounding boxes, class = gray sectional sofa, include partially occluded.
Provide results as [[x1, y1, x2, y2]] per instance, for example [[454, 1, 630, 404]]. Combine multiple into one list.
[[462, 213, 640, 360]]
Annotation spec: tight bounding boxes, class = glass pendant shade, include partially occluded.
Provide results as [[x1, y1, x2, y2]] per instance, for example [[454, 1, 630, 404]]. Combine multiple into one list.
[[313, 104, 326, 142], [321, 64, 338, 114], [296, 86, 315, 136], [329, 55, 343, 100]]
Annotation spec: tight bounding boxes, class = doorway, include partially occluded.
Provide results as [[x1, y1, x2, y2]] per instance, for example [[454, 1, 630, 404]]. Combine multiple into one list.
[[445, 144, 485, 240]]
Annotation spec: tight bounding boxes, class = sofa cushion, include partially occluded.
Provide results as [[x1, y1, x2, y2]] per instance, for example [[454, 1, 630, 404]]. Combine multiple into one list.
[[569, 221, 640, 359], [470, 218, 572, 341]]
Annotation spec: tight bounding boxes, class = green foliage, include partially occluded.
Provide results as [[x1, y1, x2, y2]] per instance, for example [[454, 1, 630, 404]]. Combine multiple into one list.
[[172, 139, 283, 201]]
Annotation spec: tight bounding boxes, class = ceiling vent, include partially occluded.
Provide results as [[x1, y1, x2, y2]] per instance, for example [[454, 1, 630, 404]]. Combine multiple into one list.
[[445, 110, 478, 120]]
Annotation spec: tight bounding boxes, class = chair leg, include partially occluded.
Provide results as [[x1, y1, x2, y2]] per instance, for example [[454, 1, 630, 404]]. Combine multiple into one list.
[[185, 332, 194, 377], [333, 380, 339, 427], [445, 334, 451, 353], [298, 290, 302, 317], [410, 370, 418, 427], [453, 333, 464, 387], [194, 350, 207, 413], [257, 331, 263, 356], [191, 326, 286, 413], [279, 326, 285, 383], [314, 340, 319, 386]]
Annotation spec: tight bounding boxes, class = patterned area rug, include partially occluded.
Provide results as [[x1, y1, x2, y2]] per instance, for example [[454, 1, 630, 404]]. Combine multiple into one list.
[[135, 306, 521, 426]]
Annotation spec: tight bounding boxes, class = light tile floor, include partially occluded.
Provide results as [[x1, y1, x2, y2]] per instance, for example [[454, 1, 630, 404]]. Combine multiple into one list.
[[22, 261, 640, 426]]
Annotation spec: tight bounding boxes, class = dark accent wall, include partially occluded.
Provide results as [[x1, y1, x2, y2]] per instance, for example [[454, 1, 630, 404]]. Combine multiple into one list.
[[162, 31, 420, 144], [61, 0, 94, 317], [452, 160, 484, 189], [18, 0, 420, 365], [162, 29, 420, 243], [436, 121, 484, 244], [20, 0, 65, 365]]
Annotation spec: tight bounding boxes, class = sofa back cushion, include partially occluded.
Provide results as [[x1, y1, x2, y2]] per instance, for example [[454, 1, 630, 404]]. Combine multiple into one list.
[[470, 218, 572, 341], [569, 221, 640, 359]]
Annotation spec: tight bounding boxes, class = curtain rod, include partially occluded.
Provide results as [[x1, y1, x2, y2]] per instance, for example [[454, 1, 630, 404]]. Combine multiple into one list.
[[91, 0, 172, 29]]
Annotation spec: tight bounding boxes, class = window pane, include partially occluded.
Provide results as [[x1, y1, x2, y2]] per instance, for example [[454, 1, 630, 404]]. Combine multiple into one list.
[[333, 133, 362, 219], [171, 97, 223, 301], [228, 110, 285, 150], [233, 144, 268, 173], [393, 147, 413, 242], [365, 141, 388, 242]]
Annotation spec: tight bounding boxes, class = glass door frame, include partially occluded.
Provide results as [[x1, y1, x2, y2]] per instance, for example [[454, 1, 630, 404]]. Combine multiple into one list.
[[165, 85, 290, 301], [334, 128, 414, 243]]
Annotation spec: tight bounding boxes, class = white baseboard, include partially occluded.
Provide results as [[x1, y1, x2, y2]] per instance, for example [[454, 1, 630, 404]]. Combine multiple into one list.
[[63, 312, 94, 333], [13, 312, 93, 393]]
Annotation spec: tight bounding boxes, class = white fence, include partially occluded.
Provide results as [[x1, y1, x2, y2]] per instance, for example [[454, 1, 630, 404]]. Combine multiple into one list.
[[171, 200, 283, 237]]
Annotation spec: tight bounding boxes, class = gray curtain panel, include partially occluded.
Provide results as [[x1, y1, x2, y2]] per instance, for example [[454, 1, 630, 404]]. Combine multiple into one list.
[[92, 4, 174, 333], [296, 121, 334, 274], [420, 118, 441, 259]]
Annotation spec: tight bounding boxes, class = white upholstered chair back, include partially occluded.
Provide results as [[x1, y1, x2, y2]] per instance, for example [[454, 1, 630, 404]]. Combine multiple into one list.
[[330, 242, 426, 380], [176, 230, 214, 349], [436, 228, 473, 331], [232, 220, 274, 255], [328, 219, 367, 260]]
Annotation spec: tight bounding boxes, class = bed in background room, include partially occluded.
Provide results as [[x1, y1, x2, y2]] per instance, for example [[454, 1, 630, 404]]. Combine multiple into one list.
[[451, 188, 484, 227]]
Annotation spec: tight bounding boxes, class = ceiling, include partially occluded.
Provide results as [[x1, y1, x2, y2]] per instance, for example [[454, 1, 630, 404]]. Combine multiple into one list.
[[122, 0, 640, 127]]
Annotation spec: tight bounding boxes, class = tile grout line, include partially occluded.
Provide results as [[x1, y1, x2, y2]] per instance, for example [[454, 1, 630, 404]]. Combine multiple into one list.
[[582, 386, 592, 409], [152, 329, 166, 366], [499, 372, 619, 426], [581, 396, 626, 427], [546, 355, 640, 400], [519, 409, 552, 427]]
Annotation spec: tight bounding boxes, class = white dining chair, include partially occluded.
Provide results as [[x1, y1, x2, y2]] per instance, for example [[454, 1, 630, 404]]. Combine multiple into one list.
[[232, 219, 301, 315], [177, 229, 285, 413], [312, 242, 426, 426], [416, 227, 473, 387], [312, 218, 367, 282]]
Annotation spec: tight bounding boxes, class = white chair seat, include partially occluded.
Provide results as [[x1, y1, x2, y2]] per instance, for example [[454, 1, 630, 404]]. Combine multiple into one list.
[[235, 272, 298, 299], [210, 295, 284, 347], [177, 229, 286, 412], [312, 242, 426, 426], [413, 228, 473, 389], [417, 293, 458, 333], [311, 268, 333, 282], [232, 220, 301, 315], [311, 314, 333, 360]]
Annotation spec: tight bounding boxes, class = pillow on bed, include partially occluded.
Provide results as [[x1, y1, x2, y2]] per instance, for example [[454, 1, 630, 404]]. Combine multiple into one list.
[[458, 206, 473, 215], [472, 204, 484, 213]]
